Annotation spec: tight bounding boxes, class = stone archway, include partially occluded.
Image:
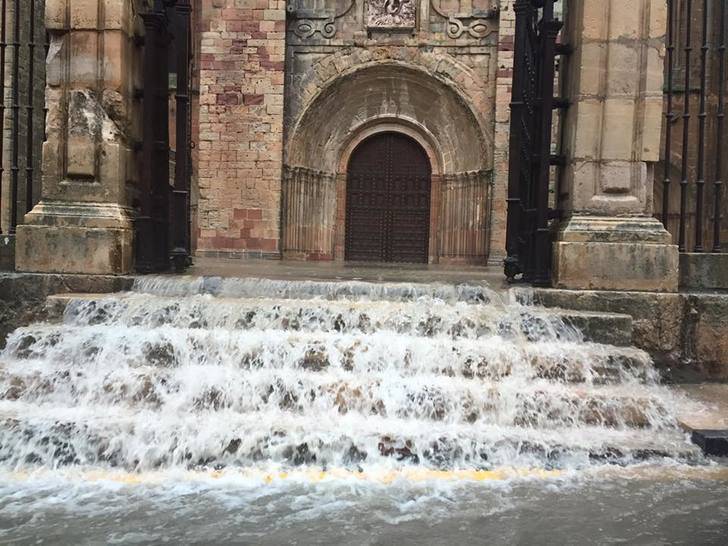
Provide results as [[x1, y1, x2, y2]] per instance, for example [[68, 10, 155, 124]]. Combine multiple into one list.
[[282, 61, 492, 264], [345, 132, 432, 263]]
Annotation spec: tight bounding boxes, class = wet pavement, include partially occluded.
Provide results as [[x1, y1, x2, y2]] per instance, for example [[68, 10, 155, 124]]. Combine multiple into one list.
[[676, 384, 728, 431]]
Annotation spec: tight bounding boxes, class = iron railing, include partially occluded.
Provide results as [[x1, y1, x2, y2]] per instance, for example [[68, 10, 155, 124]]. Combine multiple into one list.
[[661, 0, 727, 252], [504, 0, 566, 285], [136, 0, 193, 273], [0, 0, 45, 236]]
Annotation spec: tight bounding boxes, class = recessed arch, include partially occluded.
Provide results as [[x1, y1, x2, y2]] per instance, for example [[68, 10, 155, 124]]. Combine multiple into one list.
[[338, 117, 444, 177], [281, 60, 492, 264], [286, 62, 489, 175]]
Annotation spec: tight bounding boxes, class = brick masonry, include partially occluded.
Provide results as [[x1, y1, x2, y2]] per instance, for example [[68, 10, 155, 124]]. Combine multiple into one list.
[[197, 0, 286, 257], [492, 0, 516, 264]]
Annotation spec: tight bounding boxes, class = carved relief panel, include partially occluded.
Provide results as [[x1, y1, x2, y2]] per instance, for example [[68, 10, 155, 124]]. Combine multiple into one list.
[[366, 0, 416, 29]]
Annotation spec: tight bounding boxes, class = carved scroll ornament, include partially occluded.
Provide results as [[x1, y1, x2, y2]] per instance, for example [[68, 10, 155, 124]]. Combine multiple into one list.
[[430, 1, 498, 40], [288, 0, 356, 40]]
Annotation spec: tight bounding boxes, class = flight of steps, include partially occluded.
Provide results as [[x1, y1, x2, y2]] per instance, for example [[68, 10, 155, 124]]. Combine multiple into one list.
[[0, 276, 700, 472]]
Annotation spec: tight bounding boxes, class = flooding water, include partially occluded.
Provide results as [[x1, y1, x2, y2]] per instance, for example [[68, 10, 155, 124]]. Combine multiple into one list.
[[0, 276, 726, 544]]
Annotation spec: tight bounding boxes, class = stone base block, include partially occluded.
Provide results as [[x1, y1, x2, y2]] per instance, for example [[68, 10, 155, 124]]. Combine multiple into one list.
[[16, 225, 133, 275], [680, 253, 728, 291], [553, 216, 679, 292], [0, 234, 14, 271], [14, 202, 134, 275]]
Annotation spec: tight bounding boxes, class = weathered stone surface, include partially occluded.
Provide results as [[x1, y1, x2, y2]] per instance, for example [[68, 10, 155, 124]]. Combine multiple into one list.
[[553, 216, 679, 292], [552, 309, 634, 347], [15, 0, 136, 275], [530, 287, 728, 381], [16, 203, 133, 275], [0, 272, 133, 348], [679, 253, 728, 291], [196, 0, 287, 258], [0, 235, 14, 272]]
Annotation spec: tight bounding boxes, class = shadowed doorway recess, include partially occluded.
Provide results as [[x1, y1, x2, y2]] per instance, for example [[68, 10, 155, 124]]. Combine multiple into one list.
[[345, 132, 432, 263]]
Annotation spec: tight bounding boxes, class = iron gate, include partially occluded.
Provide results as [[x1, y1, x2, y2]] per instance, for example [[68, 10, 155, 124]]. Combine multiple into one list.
[[660, 0, 727, 253], [136, 0, 194, 273], [504, 0, 566, 285], [0, 0, 45, 238], [345, 132, 432, 263]]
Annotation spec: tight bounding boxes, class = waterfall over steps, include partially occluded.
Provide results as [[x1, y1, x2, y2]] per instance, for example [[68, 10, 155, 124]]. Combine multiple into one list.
[[0, 276, 701, 473]]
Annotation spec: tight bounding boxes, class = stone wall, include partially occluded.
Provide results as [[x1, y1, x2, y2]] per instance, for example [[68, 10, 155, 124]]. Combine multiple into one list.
[[490, 0, 516, 265], [196, 0, 286, 258]]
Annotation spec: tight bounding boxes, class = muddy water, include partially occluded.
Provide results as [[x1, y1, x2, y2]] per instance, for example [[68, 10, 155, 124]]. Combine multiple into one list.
[[1, 466, 727, 545], [0, 276, 725, 544]]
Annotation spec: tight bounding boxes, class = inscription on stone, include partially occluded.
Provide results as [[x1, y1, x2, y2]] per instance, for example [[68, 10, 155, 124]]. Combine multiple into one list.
[[366, 0, 416, 29]]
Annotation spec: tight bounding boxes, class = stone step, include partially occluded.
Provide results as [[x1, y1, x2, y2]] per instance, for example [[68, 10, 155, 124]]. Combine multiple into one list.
[[0, 362, 671, 428], [131, 276, 502, 304], [0, 406, 700, 471], [9, 317, 650, 386], [44, 293, 634, 346]]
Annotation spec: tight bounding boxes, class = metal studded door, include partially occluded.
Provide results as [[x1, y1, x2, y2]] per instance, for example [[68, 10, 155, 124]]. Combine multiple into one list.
[[345, 132, 432, 263]]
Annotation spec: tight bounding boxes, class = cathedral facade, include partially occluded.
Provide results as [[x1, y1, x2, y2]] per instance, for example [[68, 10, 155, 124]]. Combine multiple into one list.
[[196, 0, 510, 264]]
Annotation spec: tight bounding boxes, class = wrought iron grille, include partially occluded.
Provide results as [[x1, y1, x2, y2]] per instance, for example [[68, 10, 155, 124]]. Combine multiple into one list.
[[136, 0, 194, 273], [0, 0, 46, 237], [504, 0, 565, 285], [661, 0, 727, 253]]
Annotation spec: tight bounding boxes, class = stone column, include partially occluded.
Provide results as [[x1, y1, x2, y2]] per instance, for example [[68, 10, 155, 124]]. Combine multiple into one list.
[[15, 0, 134, 274], [553, 0, 678, 291]]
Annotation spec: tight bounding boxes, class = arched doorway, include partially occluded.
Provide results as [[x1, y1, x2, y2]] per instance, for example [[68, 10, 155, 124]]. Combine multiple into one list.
[[345, 132, 432, 263]]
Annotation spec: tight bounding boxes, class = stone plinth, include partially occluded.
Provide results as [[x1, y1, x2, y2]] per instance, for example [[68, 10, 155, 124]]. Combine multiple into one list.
[[553, 216, 678, 292], [16, 202, 132, 274], [553, 0, 677, 291], [15, 0, 135, 275]]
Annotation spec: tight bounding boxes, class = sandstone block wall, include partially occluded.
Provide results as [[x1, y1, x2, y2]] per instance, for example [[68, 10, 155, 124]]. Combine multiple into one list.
[[15, 0, 138, 275], [196, 0, 286, 258]]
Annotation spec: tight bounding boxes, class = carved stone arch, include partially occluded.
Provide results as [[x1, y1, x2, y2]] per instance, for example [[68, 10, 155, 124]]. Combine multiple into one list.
[[338, 117, 444, 176], [288, 48, 492, 165], [282, 59, 493, 264]]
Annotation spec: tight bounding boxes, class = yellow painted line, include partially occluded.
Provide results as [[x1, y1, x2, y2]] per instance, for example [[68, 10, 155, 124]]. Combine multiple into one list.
[[5, 465, 728, 486], [3, 467, 564, 485]]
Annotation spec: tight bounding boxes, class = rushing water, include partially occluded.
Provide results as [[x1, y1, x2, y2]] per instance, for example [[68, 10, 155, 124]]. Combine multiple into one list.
[[0, 276, 726, 544]]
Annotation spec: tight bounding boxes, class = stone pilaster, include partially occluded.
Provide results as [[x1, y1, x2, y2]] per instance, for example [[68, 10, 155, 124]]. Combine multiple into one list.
[[553, 0, 678, 291], [15, 0, 134, 274]]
